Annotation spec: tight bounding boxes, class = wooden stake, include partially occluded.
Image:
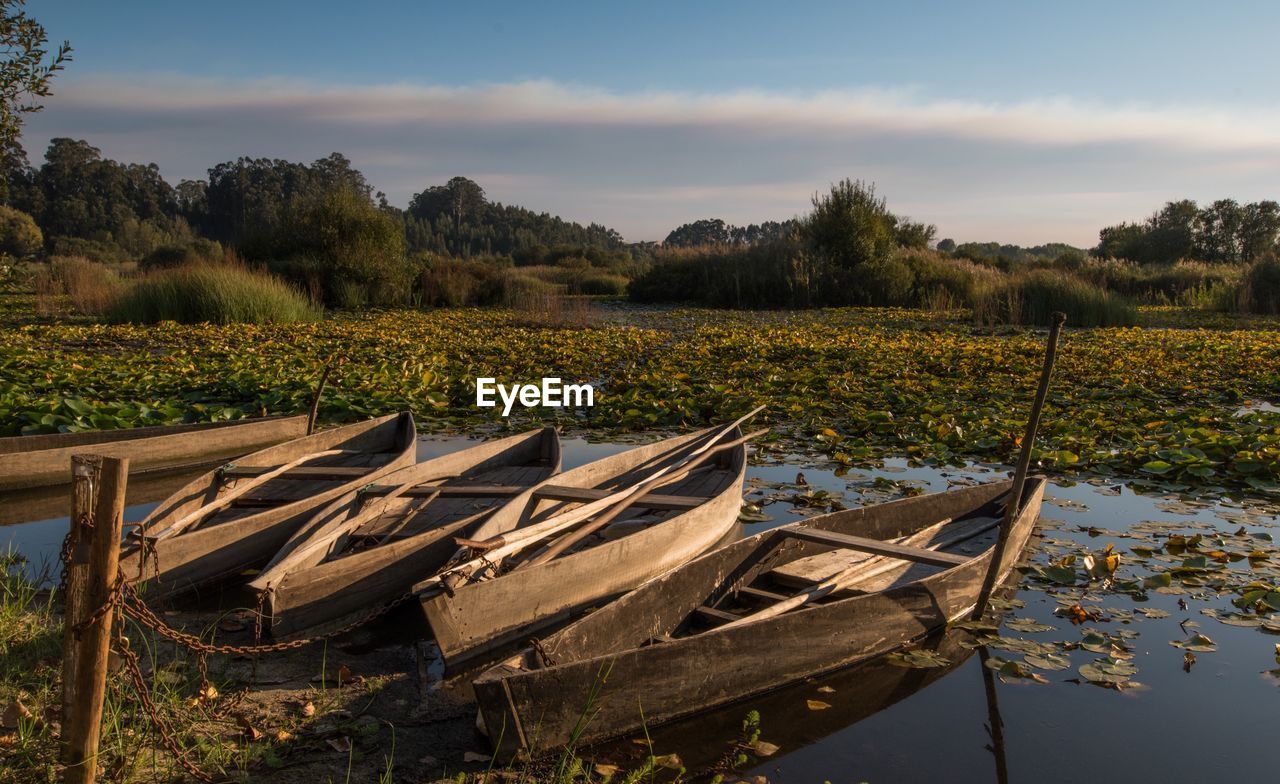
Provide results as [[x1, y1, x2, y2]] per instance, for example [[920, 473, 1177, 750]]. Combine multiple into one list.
[[60, 455, 102, 732], [971, 311, 1065, 620], [62, 455, 128, 784], [307, 360, 335, 436]]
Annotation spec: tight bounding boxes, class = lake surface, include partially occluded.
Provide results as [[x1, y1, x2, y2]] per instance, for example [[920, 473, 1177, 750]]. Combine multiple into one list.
[[3, 434, 1278, 782]]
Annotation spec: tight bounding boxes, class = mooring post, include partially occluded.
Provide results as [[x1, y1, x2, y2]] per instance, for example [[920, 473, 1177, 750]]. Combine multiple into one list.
[[307, 359, 335, 435], [60, 455, 102, 731], [971, 311, 1065, 621], [62, 455, 128, 784]]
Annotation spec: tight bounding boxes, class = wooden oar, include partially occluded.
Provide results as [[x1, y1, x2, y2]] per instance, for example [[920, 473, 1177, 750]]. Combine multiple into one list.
[[453, 408, 763, 556], [519, 428, 765, 568], [147, 449, 347, 539], [423, 409, 765, 591]]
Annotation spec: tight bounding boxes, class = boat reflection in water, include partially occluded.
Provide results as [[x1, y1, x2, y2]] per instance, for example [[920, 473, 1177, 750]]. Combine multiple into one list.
[[587, 623, 1010, 782]]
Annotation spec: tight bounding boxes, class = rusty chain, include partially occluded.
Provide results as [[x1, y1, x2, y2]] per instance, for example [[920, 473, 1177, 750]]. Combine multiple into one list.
[[114, 625, 218, 783], [59, 535, 418, 782]]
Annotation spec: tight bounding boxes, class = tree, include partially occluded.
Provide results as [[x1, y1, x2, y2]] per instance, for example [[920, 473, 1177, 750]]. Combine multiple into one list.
[[1239, 200, 1280, 262], [0, 1, 71, 147], [936, 238, 956, 254], [664, 218, 730, 247], [892, 218, 937, 249], [804, 179, 896, 270], [0, 203, 39, 255], [409, 176, 486, 229], [1195, 199, 1245, 262]]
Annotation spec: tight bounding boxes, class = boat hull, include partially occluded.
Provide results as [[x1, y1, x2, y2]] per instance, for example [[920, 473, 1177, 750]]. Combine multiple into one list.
[[420, 428, 747, 669], [473, 477, 1043, 754], [119, 413, 416, 600], [0, 415, 309, 491]]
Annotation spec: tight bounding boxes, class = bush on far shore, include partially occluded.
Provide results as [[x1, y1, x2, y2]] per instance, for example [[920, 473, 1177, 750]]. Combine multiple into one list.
[[106, 263, 319, 325], [972, 269, 1137, 327]]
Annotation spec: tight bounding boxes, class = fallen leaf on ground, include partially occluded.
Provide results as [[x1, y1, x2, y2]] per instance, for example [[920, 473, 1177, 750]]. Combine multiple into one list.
[[806, 699, 831, 710], [326, 736, 351, 753], [2, 700, 32, 730]]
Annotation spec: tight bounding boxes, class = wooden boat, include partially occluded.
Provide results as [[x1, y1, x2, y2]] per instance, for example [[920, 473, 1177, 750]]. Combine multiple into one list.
[[472, 476, 1044, 754], [119, 412, 416, 600], [415, 425, 750, 669], [0, 415, 309, 491], [248, 428, 561, 639]]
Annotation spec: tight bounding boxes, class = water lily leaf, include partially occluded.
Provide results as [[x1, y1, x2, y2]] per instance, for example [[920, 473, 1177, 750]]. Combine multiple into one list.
[[886, 649, 952, 669], [1170, 633, 1217, 652], [1024, 653, 1072, 671]]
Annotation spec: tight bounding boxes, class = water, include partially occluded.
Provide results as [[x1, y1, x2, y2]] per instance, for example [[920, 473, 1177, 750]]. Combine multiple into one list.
[[3, 434, 1278, 781]]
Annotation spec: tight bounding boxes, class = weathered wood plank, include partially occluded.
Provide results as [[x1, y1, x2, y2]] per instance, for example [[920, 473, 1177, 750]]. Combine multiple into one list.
[[784, 527, 968, 567]]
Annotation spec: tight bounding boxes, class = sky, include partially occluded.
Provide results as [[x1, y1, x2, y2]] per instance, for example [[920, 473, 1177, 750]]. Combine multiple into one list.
[[19, 1, 1280, 244]]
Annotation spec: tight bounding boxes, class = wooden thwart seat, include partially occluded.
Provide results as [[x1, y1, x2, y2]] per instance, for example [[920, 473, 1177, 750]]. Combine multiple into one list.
[[222, 465, 376, 480], [695, 605, 742, 624], [784, 527, 969, 568]]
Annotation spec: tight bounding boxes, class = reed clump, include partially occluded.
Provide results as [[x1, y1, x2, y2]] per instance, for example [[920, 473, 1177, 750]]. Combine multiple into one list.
[[106, 263, 320, 325], [972, 269, 1136, 327]]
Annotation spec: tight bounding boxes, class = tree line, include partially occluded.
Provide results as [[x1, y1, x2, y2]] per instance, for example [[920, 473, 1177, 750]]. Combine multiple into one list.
[[1095, 199, 1280, 265]]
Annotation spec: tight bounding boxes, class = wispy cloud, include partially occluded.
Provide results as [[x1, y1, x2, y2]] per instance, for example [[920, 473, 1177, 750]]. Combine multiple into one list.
[[21, 75, 1280, 243]]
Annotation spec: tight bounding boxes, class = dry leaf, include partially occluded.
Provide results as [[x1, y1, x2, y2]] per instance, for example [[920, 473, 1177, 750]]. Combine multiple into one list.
[[805, 699, 831, 710], [337, 665, 352, 686], [218, 617, 245, 633], [750, 740, 780, 757], [815, 685, 836, 694], [2, 700, 32, 730], [594, 763, 620, 777], [652, 753, 683, 769], [326, 736, 351, 753], [237, 718, 262, 742], [301, 701, 315, 718], [274, 729, 292, 742]]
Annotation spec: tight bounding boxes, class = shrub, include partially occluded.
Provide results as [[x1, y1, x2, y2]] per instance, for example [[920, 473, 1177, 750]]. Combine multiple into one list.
[[49, 236, 131, 264], [573, 272, 629, 296], [0, 206, 42, 257], [973, 269, 1136, 327], [1238, 255, 1280, 315], [414, 258, 504, 307], [140, 239, 225, 270], [276, 185, 408, 305], [106, 263, 320, 324]]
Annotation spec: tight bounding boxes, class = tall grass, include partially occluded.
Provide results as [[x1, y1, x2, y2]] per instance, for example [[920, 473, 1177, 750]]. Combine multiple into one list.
[[973, 269, 1137, 327], [32, 256, 124, 317], [107, 263, 320, 325]]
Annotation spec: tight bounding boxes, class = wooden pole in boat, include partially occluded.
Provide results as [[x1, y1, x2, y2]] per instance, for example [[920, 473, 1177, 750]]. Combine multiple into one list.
[[307, 360, 335, 436], [970, 311, 1065, 621], [62, 455, 128, 784]]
